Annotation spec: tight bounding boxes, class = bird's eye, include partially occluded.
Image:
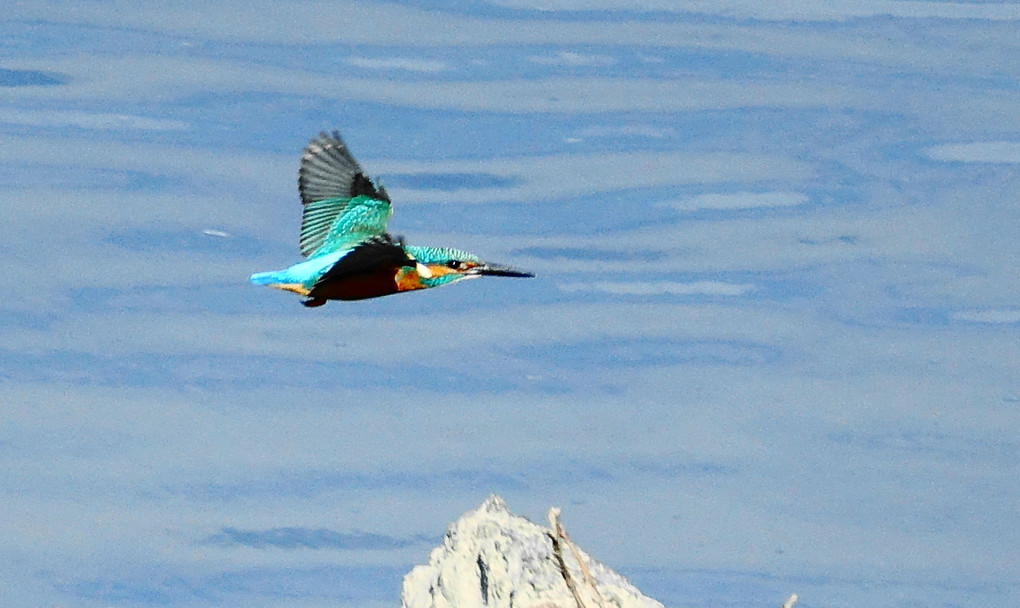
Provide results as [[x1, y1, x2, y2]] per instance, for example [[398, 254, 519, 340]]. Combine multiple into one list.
[[446, 260, 464, 270]]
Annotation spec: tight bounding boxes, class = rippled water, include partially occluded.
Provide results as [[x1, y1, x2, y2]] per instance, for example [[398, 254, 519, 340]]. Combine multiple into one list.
[[2, 3, 1018, 607]]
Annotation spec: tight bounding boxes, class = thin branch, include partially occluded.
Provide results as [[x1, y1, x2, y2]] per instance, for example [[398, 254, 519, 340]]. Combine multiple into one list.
[[548, 507, 607, 608], [563, 526, 607, 608], [549, 507, 588, 608]]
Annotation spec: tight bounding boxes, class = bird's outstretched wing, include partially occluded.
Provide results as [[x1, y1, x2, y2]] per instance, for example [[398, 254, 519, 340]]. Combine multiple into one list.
[[298, 131, 393, 257]]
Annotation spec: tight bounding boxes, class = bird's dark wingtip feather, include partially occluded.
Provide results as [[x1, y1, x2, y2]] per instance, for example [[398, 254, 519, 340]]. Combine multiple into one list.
[[298, 130, 390, 205], [351, 172, 390, 203]]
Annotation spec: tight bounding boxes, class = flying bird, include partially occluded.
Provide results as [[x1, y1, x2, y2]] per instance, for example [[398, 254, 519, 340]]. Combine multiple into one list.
[[251, 131, 533, 306]]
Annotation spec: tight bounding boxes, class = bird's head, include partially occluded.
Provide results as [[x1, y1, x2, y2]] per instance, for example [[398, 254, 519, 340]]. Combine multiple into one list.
[[405, 245, 533, 288]]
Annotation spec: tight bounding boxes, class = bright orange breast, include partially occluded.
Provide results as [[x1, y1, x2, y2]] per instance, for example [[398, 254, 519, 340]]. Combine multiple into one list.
[[395, 267, 427, 293]]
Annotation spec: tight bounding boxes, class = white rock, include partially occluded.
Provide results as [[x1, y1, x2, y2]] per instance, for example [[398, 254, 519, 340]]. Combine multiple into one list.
[[401, 495, 664, 608]]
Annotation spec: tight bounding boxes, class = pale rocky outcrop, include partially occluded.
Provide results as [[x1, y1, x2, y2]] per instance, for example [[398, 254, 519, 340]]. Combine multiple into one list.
[[401, 495, 664, 608]]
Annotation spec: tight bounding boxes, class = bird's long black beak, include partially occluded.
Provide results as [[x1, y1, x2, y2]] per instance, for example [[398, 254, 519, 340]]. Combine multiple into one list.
[[472, 263, 534, 278]]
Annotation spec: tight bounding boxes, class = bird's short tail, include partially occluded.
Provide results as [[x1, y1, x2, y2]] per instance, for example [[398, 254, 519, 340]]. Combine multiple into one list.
[[250, 270, 313, 297], [249, 270, 286, 285]]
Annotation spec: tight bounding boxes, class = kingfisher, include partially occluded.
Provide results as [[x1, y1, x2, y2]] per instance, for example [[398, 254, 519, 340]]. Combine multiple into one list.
[[250, 131, 533, 306]]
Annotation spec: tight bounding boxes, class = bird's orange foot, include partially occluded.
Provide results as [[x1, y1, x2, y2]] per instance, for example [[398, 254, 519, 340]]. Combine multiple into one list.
[[301, 297, 327, 307]]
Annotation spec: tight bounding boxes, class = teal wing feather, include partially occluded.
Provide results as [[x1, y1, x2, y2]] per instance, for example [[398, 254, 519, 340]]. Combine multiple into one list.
[[298, 131, 393, 257], [308, 195, 393, 258]]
